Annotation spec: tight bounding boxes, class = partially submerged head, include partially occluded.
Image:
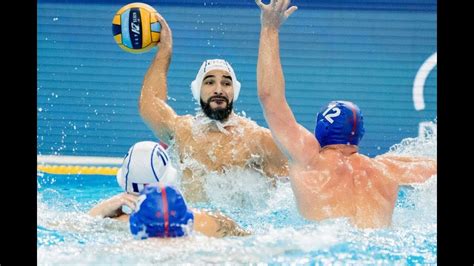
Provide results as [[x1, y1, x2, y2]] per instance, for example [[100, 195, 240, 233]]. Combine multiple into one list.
[[116, 141, 178, 195], [314, 101, 365, 148], [130, 184, 194, 239], [190, 59, 241, 121]]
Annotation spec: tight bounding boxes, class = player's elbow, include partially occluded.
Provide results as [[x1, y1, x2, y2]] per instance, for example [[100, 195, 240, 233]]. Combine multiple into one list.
[[257, 87, 272, 102], [258, 88, 282, 108], [138, 95, 153, 118]]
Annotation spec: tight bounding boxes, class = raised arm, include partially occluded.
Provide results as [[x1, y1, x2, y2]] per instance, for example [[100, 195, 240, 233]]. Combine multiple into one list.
[[139, 12, 179, 144], [375, 154, 437, 185], [256, 0, 319, 165]]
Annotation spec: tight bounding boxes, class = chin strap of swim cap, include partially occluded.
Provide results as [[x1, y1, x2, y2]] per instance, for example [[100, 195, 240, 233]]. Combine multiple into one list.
[[160, 164, 178, 187], [190, 59, 241, 102], [116, 168, 125, 190]]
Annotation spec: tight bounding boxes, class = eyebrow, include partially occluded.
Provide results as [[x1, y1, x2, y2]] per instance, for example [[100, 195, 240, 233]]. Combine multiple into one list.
[[203, 75, 233, 81], [203, 75, 215, 81]]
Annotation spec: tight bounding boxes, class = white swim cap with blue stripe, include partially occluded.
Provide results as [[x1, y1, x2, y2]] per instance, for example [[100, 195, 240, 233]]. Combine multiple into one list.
[[190, 59, 241, 102], [116, 141, 178, 195]]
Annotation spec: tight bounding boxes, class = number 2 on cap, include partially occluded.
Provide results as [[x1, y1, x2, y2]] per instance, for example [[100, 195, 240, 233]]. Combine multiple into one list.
[[322, 105, 341, 124]]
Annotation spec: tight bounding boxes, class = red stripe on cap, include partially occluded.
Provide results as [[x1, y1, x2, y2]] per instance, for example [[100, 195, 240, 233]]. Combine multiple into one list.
[[158, 141, 168, 149], [348, 104, 357, 143], [160, 186, 169, 237]]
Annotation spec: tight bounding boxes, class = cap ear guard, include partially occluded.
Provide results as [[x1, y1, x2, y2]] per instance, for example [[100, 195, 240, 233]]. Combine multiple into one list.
[[116, 168, 125, 191], [190, 79, 200, 102], [232, 80, 241, 102], [160, 163, 178, 187]]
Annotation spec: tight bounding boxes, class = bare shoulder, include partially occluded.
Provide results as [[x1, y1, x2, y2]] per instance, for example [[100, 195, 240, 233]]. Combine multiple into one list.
[[237, 115, 264, 128], [237, 116, 271, 136], [174, 114, 193, 131], [177, 114, 194, 123], [348, 153, 386, 172], [349, 153, 401, 185], [350, 152, 373, 164]]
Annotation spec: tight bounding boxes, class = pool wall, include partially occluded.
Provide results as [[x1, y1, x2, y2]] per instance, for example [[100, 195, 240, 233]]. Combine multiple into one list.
[[37, 0, 436, 157]]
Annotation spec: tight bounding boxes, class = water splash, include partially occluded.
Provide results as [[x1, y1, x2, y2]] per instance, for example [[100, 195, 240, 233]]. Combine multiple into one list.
[[202, 168, 273, 211], [37, 122, 437, 264], [388, 120, 437, 159]]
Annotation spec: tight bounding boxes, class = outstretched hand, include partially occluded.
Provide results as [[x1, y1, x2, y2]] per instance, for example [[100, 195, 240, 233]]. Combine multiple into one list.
[[256, 0, 298, 29]]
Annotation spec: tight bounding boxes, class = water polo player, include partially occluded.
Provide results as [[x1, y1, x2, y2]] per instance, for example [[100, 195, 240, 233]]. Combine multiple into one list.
[[137, 11, 288, 202], [89, 141, 250, 238], [255, 0, 437, 228]]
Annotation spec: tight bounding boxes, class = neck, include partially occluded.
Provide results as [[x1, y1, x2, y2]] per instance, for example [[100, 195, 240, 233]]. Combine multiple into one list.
[[321, 144, 358, 156], [198, 110, 236, 123]]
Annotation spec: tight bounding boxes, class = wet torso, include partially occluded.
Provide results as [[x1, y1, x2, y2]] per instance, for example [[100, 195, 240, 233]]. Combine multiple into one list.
[[290, 148, 399, 228], [172, 114, 275, 202]]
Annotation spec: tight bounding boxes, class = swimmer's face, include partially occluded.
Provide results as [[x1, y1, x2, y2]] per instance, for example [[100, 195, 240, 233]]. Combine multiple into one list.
[[200, 69, 234, 109], [199, 69, 234, 121]]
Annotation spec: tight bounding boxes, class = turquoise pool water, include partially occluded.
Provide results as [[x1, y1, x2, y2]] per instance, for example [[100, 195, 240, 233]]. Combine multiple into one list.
[[37, 133, 437, 264]]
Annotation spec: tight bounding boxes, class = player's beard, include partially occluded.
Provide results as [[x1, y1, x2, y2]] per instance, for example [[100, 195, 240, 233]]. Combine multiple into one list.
[[200, 96, 233, 121]]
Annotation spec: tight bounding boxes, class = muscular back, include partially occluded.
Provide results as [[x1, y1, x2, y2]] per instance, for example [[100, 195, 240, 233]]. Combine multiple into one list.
[[290, 149, 400, 228]]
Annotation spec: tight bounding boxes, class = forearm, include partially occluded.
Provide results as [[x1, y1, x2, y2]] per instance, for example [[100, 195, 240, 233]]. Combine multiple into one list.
[[140, 46, 172, 103], [257, 27, 285, 101], [88, 193, 137, 219], [138, 45, 178, 142], [88, 203, 122, 218], [194, 210, 250, 237], [213, 212, 251, 237]]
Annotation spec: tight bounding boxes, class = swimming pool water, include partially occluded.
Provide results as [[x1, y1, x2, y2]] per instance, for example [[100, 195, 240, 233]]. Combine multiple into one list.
[[37, 173, 436, 264], [37, 132, 437, 264]]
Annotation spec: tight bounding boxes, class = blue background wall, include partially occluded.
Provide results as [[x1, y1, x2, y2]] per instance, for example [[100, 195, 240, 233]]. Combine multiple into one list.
[[37, 0, 437, 157]]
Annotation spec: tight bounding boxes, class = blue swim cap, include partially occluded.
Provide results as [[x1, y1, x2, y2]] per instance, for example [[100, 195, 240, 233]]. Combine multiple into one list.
[[314, 101, 365, 147], [130, 184, 194, 239]]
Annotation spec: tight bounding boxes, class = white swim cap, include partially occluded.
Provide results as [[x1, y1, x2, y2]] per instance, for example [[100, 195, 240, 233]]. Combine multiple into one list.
[[116, 141, 178, 195], [190, 59, 241, 102]]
